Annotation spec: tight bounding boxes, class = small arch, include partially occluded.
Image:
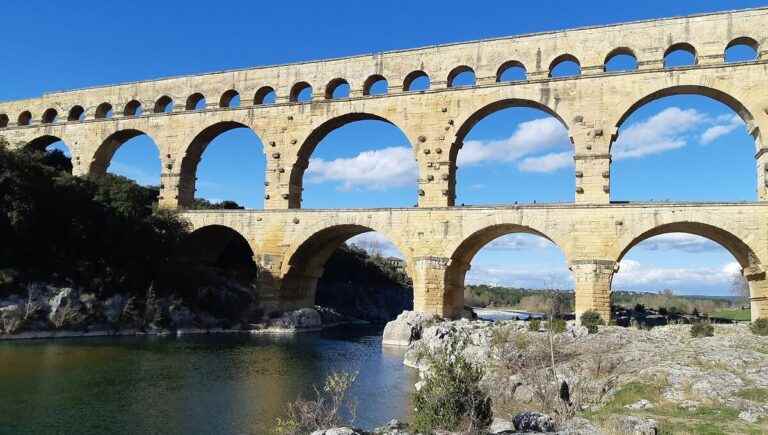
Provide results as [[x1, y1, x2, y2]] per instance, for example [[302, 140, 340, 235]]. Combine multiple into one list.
[[403, 70, 430, 92], [68, 105, 85, 121], [604, 47, 638, 72], [0, 114, 8, 128], [41, 108, 58, 124], [219, 89, 240, 108], [664, 43, 697, 68], [447, 65, 476, 87], [363, 74, 388, 96], [496, 61, 527, 82], [725, 37, 759, 63], [290, 82, 313, 103], [17, 111, 32, 126], [154, 95, 174, 113], [186, 93, 206, 111], [254, 86, 276, 105], [549, 54, 581, 77], [124, 100, 143, 117], [95, 103, 113, 119], [325, 78, 350, 100]]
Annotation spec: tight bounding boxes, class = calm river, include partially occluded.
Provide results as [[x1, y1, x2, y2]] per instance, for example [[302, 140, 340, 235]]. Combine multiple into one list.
[[0, 326, 417, 435]]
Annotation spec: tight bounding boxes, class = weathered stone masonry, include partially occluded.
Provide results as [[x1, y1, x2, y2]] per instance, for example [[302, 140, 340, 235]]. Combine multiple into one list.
[[2, 8, 768, 321]]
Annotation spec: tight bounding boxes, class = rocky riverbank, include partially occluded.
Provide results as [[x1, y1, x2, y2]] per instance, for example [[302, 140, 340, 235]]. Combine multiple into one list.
[[0, 283, 361, 340], [364, 312, 768, 434]]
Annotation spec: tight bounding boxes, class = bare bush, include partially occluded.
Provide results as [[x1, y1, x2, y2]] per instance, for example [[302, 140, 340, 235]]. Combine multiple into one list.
[[274, 370, 358, 434]]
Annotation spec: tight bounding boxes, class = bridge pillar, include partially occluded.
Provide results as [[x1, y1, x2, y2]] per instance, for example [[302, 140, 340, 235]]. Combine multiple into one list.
[[572, 125, 615, 204], [746, 270, 768, 321], [412, 256, 462, 318], [417, 142, 454, 208], [571, 259, 616, 323], [756, 147, 768, 202]]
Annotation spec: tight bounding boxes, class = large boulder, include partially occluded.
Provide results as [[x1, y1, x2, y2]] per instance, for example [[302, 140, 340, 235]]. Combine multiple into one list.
[[382, 311, 434, 346], [489, 417, 516, 434], [269, 307, 322, 330], [606, 416, 658, 435], [512, 411, 555, 432]]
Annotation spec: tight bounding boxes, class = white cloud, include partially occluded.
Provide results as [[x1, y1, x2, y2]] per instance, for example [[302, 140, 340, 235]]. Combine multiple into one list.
[[517, 151, 574, 173], [613, 107, 705, 159], [613, 259, 742, 292], [458, 117, 571, 168], [484, 234, 555, 251], [634, 233, 721, 253], [700, 114, 744, 144], [346, 232, 403, 258], [466, 264, 573, 289], [306, 146, 417, 191]]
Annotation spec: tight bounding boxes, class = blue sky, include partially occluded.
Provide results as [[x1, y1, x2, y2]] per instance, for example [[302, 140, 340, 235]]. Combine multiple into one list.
[[4, 0, 763, 296]]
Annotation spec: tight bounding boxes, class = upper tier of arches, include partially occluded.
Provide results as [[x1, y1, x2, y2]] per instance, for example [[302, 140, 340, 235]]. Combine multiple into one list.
[[2, 34, 762, 128]]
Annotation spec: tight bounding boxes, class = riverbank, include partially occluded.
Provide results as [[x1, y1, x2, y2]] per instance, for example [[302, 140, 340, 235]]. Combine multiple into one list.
[[370, 313, 768, 434]]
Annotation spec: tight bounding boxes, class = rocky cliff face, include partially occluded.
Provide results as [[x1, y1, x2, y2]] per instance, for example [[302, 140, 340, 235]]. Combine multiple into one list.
[[315, 246, 413, 324]]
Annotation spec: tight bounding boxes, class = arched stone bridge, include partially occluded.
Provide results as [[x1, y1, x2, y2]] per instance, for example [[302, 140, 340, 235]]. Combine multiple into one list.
[[2, 8, 768, 321]]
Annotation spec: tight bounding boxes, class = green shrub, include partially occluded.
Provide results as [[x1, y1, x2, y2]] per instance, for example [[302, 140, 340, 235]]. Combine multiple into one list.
[[750, 318, 768, 336], [580, 310, 604, 334], [411, 335, 492, 433], [274, 371, 358, 434], [690, 321, 714, 338], [547, 318, 566, 334], [529, 318, 541, 332]]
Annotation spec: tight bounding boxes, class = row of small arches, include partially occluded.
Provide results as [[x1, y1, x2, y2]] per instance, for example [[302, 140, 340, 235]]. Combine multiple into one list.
[[0, 37, 760, 129]]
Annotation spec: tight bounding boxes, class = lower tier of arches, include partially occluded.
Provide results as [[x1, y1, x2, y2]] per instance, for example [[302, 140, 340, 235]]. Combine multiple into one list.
[[180, 203, 768, 322]]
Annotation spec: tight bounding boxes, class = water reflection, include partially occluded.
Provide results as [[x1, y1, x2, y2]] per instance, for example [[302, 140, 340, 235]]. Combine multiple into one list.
[[0, 326, 416, 435]]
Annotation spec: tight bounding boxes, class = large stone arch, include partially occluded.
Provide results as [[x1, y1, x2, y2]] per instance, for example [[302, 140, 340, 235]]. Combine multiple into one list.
[[279, 219, 412, 309], [177, 224, 255, 267], [289, 112, 416, 209], [88, 129, 159, 176], [439, 223, 571, 318], [444, 98, 570, 206], [24, 134, 68, 152], [614, 220, 766, 321], [613, 84, 756, 135], [616, 221, 762, 272], [178, 118, 267, 208]]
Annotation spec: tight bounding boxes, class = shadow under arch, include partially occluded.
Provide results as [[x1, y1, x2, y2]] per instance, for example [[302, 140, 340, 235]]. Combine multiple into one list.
[[617, 222, 762, 273], [89, 129, 158, 176], [290, 112, 412, 209], [443, 223, 569, 317], [614, 85, 755, 132], [25, 134, 68, 152], [177, 224, 255, 267], [179, 120, 264, 208], [280, 223, 412, 307]]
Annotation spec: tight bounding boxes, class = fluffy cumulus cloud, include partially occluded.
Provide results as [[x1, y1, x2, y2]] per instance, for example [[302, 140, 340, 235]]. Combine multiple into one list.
[[458, 117, 572, 172], [613, 108, 745, 160], [613, 259, 742, 293], [306, 146, 417, 191], [633, 233, 721, 253]]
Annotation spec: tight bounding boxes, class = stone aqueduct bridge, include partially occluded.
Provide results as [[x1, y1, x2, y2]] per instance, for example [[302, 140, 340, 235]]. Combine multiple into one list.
[[2, 8, 768, 321]]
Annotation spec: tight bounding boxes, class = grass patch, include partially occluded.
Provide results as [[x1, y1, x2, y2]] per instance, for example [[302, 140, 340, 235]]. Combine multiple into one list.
[[737, 387, 768, 403], [586, 381, 767, 435], [711, 308, 751, 321]]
